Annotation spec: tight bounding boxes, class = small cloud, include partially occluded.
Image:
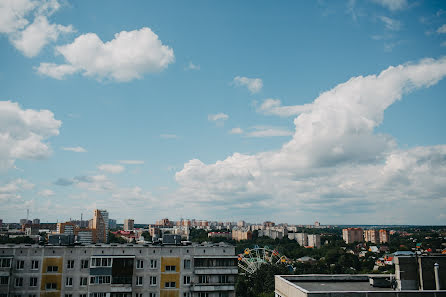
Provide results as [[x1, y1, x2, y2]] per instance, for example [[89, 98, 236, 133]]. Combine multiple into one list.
[[38, 189, 55, 196], [119, 160, 144, 165], [62, 146, 87, 153], [208, 113, 229, 122], [233, 76, 263, 94], [186, 62, 200, 70], [160, 134, 178, 139], [229, 127, 244, 135], [53, 178, 74, 186], [246, 126, 293, 138], [371, 0, 408, 11], [379, 16, 402, 31], [437, 24, 446, 34], [98, 164, 125, 174]]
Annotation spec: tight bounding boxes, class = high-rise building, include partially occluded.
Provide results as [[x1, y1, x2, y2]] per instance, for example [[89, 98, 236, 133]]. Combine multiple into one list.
[[342, 228, 364, 244], [92, 209, 109, 243], [124, 219, 135, 231], [307, 234, 321, 248], [379, 229, 390, 243], [237, 220, 246, 227], [364, 229, 379, 244], [56, 222, 76, 235], [314, 221, 320, 227], [109, 218, 117, 230], [0, 242, 237, 297], [19, 219, 27, 225], [32, 218, 40, 225]]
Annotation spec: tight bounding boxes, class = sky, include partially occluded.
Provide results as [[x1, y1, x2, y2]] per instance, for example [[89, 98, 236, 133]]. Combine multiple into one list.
[[1, 0, 446, 225]]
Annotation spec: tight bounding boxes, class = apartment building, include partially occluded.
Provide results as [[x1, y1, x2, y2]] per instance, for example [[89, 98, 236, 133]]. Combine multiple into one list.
[[379, 229, 390, 243], [92, 210, 109, 243], [0, 241, 237, 297], [342, 228, 364, 244], [307, 234, 321, 248], [124, 220, 135, 232], [364, 229, 379, 244]]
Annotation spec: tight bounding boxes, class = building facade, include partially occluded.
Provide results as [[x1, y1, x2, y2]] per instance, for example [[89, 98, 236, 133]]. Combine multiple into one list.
[[379, 229, 390, 243], [124, 220, 135, 232], [342, 228, 364, 244], [0, 242, 237, 297], [364, 229, 379, 244], [93, 210, 109, 243], [307, 234, 321, 248]]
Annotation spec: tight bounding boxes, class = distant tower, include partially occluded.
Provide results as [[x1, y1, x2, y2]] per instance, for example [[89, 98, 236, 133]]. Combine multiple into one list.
[[27, 209, 29, 220]]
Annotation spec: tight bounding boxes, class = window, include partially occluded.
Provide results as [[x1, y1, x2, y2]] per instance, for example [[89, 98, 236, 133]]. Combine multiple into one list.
[[149, 294, 156, 297], [67, 260, 74, 269], [91, 257, 111, 267], [15, 277, 23, 287], [0, 276, 9, 285], [183, 275, 190, 285], [150, 259, 157, 269], [183, 259, 191, 269], [149, 276, 157, 286], [165, 265, 176, 272], [198, 293, 209, 297], [219, 293, 229, 297], [198, 275, 210, 284], [47, 265, 58, 272], [65, 277, 73, 287], [29, 295, 37, 297], [29, 277, 38, 287], [135, 294, 143, 297], [81, 259, 89, 269], [16, 260, 24, 270], [137, 259, 144, 269], [183, 293, 191, 297], [80, 277, 88, 286], [136, 276, 143, 286], [31, 260, 39, 270], [0, 258, 11, 268], [164, 281, 176, 288], [45, 282, 57, 290], [65, 294, 73, 297], [90, 275, 111, 284], [218, 275, 229, 283], [89, 294, 106, 297], [80, 294, 87, 297]]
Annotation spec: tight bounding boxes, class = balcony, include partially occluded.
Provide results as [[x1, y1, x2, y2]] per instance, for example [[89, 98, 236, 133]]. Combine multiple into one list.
[[194, 267, 238, 275], [190, 282, 235, 292]]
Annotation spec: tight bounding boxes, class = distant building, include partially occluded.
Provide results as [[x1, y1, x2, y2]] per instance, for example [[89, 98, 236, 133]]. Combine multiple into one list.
[[314, 221, 320, 227], [307, 234, 321, 248], [92, 209, 109, 243], [364, 229, 379, 244], [264, 221, 275, 227], [124, 219, 135, 231], [32, 218, 40, 225], [379, 229, 390, 243], [56, 222, 76, 235], [232, 228, 252, 241], [19, 219, 27, 225], [75, 228, 94, 244], [109, 218, 117, 229], [237, 220, 246, 227], [208, 231, 232, 239], [156, 218, 172, 227], [342, 228, 364, 244], [0, 219, 2, 228], [288, 233, 308, 247]]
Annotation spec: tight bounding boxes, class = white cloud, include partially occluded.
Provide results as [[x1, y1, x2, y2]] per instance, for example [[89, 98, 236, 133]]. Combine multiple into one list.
[[437, 24, 446, 34], [208, 113, 229, 122], [174, 57, 446, 223], [372, 0, 408, 11], [379, 16, 401, 31], [186, 62, 200, 70], [37, 27, 175, 82], [62, 146, 86, 153], [258, 98, 313, 117], [229, 127, 243, 134], [233, 76, 263, 94], [0, 0, 73, 57], [10, 15, 73, 57], [98, 164, 125, 174], [246, 126, 293, 138], [0, 179, 34, 201], [38, 189, 54, 196], [160, 134, 178, 139], [119, 160, 144, 165], [0, 101, 61, 171]]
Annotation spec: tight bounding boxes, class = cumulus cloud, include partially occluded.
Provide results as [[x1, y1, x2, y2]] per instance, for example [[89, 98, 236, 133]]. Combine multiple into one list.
[[371, 0, 408, 11], [379, 16, 402, 31], [229, 127, 243, 134], [0, 179, 34, 201], [208, 113, 229, 122], [62, 146, 86, 153], [437, 24, 446, 34], [258, 98, 313, 117], [0, 0, 73, 57], [98, 164, 125, 174], [174, 57, 446, 223], [0, 101, 61, 171], [38, 189, 54, 196], [233, 76, 263, 94], [37, 27, 175, 82]]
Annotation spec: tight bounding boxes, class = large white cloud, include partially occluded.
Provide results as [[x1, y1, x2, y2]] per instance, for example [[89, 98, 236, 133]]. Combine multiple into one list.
[[175, 57, 446, 223], [37, 27, 175, 82], [0, 0, 73, 57], [0, 101, 61, 171]]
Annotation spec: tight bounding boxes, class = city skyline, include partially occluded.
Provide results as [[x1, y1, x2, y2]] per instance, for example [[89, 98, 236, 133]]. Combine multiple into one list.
[[1, 1, 446, 225]]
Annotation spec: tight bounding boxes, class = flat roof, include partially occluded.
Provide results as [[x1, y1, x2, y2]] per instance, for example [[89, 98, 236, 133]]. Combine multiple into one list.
[[293, 281, 391, 292]]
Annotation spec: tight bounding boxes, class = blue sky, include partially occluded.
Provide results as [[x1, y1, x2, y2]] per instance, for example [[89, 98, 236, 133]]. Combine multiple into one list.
[[1, 0, 446, 225]]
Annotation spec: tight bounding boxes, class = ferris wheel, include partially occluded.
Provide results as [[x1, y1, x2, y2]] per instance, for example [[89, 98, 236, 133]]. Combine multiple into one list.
[[237, 245, 293, 274]]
